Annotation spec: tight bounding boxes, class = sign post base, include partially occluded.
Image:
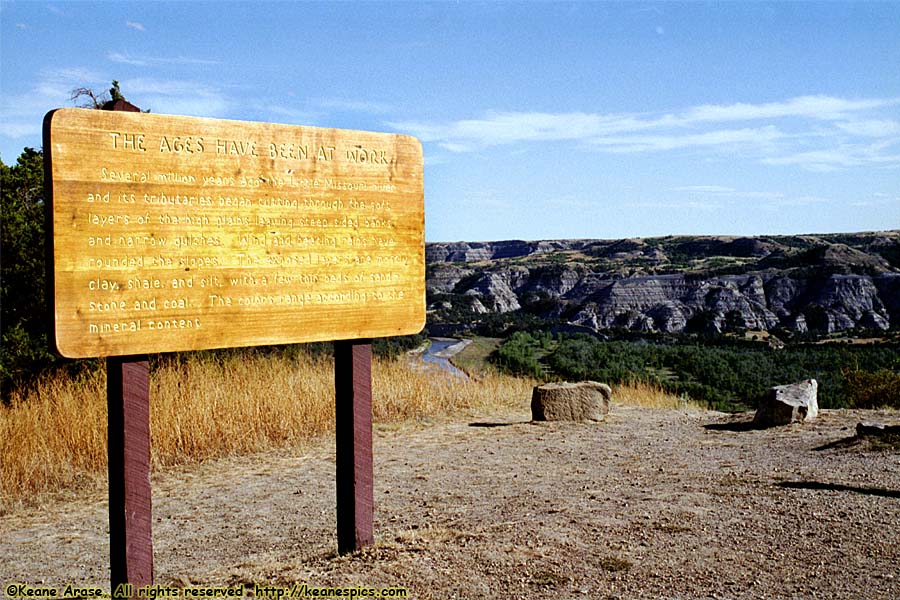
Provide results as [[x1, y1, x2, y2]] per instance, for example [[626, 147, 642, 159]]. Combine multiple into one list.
[[334, 340, 375, 554], [107, 356, 153, 592]]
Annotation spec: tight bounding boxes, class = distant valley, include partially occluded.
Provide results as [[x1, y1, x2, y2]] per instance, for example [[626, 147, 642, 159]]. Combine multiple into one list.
[[425, 230, 900, 337]]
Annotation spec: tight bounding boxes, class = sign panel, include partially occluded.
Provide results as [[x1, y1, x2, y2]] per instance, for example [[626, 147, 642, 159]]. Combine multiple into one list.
[[44, 108, 424, 358]]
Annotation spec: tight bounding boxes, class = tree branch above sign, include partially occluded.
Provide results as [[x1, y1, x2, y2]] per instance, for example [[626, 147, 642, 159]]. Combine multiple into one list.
[[44, 109, 425, 358]]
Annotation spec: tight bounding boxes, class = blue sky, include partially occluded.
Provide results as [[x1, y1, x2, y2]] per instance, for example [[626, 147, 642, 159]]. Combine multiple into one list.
[[1, 1, 898, 241]]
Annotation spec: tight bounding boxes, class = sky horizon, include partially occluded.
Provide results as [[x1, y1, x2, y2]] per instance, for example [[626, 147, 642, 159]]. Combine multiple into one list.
[[2, 1, 898, 242]]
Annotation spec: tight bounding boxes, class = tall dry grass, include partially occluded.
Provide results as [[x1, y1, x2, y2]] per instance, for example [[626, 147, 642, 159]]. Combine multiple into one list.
[[612, 379, 703, 410], [0, 369, 107, 507], [1, 349, 692, 510], [0, 350, 534, 509]]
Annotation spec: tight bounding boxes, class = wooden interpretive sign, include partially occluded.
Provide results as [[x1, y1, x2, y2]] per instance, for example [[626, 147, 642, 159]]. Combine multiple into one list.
[[44, 109, 424, 358]]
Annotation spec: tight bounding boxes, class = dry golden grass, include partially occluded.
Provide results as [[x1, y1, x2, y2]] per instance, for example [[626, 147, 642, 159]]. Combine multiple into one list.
[[612, 380, 704, 410], [0, 348, 691, 510], [0, 369, 107, 507], [150, 351, 335, 468], [0, 350, 534, 510]]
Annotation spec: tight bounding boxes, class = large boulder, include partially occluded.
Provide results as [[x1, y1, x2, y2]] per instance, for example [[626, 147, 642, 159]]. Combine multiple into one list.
[[531, 381, 611, 422], [754, 379, 818, 427]]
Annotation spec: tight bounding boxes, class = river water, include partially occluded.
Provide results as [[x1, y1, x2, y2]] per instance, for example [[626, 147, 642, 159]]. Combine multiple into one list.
[[417, 338, 468, 378]]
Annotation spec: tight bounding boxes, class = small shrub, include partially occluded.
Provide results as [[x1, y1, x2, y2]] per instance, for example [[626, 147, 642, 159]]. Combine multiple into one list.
[[843, 368, 900, 409]]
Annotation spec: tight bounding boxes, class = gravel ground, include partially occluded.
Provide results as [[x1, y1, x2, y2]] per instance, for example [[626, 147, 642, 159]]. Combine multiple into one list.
[[2, 405, 899, 599]]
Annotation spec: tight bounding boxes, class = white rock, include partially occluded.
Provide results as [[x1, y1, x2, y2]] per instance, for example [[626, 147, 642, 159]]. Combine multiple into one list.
[[754, 379, 818, 427]]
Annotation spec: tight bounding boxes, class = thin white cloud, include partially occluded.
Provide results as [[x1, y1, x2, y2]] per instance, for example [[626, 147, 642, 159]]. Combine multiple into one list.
[[35, 67, 106, 98], [675, 187, 789, 202], [681, 96, 899, 123], [590, 126, 784, 153], [648, 182, 847, 213], [0, 122, 40, 138], [548, 195, 597, 210], [629, 200, 724, 212], [439, 142, 475, 153], [449, 185, 513, 211], [390, 95, 900, 171], [861, 195, 900, 208], [848, 199, 895, 208], [729, 191, 788, 201], [0, 67, 238, 156], [671, 186, 736, 193], [763, 149, 859, 170], [16, 23, 28, 30], [262, 104, 320, 123], [253, 97, 396, 125], [0, 67, 106, 139], [835, 119, 900, 137], [764, 195, 830, 207], [423, 154, 449, 167], [632, 191, 832, 213], [126, 21, 145, 32], [314, 98, 393, 114], [122, 77, 229, 117], [391, 111, 659, 146], [108, 52, 149, 66], [108, 51, 220, 67], [762, 138, 900, 172]]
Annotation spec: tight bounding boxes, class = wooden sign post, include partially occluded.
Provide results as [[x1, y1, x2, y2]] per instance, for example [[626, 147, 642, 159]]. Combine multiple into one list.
[[106, 354, 152, 589], [43, 107, 424, 589], [334, 340, 375, 554], [103, 98, 153, 593]]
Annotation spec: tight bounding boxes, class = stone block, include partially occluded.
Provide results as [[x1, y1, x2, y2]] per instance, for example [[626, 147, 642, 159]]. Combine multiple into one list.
[[531, 381, 611, 422], [754, 379, 818, 427]]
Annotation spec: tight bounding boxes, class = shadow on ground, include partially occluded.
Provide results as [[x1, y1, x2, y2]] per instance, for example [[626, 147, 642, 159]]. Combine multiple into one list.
[[777, 480, 900, 499], [703, 420, 763, 432], [815, 432, 900, 452], [814, 435, 864, 451]]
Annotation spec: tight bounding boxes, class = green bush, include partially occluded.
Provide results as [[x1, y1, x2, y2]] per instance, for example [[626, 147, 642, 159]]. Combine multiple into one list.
[[1, 149, 58, 395], [843, 368, 900, 409]]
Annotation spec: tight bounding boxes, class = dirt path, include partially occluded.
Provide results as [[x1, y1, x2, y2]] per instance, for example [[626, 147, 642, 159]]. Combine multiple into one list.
[[3, 404, 899, 599]]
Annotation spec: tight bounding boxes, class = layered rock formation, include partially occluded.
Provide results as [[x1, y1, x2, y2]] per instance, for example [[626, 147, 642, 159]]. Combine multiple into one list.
[[426, 231, 900, 335]]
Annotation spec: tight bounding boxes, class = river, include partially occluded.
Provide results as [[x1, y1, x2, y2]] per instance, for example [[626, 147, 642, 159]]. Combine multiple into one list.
[[417, 338, 469, 378]]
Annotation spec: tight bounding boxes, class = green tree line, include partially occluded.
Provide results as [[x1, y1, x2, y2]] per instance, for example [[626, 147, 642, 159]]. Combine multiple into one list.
[[493, 331, 900, 410], [1, 148, 58, 391], [2, 81, 134, 393]]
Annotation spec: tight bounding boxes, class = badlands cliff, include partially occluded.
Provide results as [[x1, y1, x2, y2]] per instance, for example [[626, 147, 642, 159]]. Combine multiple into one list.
[[425, 231, 900, 335]]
